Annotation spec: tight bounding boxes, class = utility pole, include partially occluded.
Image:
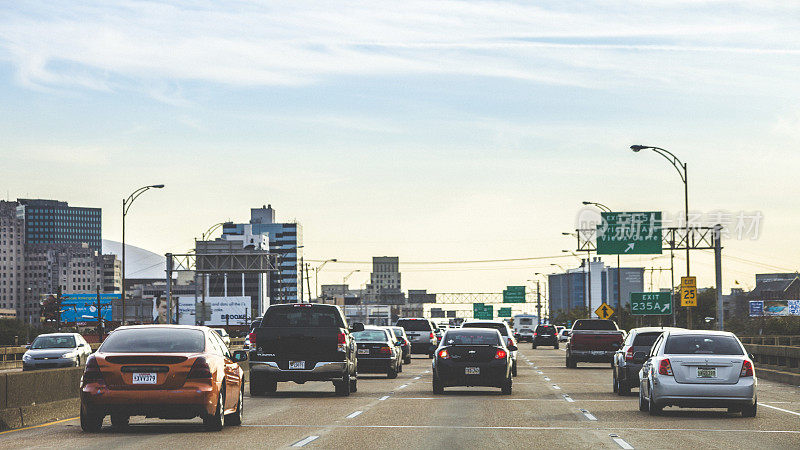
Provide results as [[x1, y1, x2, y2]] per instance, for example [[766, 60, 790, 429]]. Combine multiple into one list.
[[56, 285, 62, 332], [96, 285, 103, 342], [299, 256, 304, 302], [714, 224, 724, 331], [536, 280, 542, 325], [306, 263, 312, 303]]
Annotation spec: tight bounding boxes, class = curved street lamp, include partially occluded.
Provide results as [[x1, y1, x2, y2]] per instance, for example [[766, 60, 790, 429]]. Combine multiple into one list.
[[630, 144, 689, 276], [122, 184, 164, 325], [582, 201, 622, 312], [314, 259, 338, 300]]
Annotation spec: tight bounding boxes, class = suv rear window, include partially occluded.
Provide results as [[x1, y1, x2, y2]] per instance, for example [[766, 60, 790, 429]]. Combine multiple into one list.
[[353, 330, 389, 342], [262, 305, 344, 328], [535, 325, 556, 333], [100, 328, 205, 353], [632, 332, 662, 347], [519, 318, 533, 325], [664, 335, 743, 355], [396, 319, 433, 332], [462, 322, 508, 336], [573, 320, 617, 330]]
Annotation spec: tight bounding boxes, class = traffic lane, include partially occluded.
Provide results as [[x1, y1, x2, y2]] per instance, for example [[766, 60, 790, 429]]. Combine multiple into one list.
[[0, 360, 430, 448]]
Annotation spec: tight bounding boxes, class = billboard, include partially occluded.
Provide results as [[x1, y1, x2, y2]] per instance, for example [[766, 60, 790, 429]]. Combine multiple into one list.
[[61, 294, 120, 323], [748, 300, 800, 317], [171, 296, 250, 326]]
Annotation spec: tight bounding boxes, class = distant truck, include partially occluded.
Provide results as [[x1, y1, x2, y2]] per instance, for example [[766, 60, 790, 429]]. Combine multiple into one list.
[[512, 314, 538, 342], [565, 319, 625, 368]]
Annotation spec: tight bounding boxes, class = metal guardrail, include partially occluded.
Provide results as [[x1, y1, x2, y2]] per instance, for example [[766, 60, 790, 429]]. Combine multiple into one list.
[[739, 335, 800, 346]]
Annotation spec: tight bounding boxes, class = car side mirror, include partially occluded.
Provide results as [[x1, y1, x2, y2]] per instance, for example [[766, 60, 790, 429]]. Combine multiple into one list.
[[232, 350, 248, 362], [25, 345, 30, 349], [748, 353, 755, 360], [351, 322, 365, 332], [508, 345, 518, 352], [632, 351, 647, 365]]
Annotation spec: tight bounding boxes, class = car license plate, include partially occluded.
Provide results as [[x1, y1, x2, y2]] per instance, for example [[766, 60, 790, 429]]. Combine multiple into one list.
[[357, 348, 370, 355], [697, 367, 716, 378], [289, 361, 305, 369], [132, 372, 157, 384], [465, 367, 480, 375]]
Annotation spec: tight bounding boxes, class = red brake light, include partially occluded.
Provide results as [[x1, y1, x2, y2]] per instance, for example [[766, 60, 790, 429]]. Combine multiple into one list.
[[188, 356, 213, 380], [430, 332, 435, 340], [379, 346, 391, 354], [81, 355, 104, 385], [625, 347, 634, 362], [338, 331, 346, 344], [658, 358, 673, 376], [495, 349, 507, 359], [740, 360, 754, 377], [248, 331, 256, 343], [438, 349, 450, 359]]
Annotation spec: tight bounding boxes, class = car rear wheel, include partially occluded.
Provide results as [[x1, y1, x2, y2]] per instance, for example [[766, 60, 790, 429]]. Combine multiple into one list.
[[638, 387, 649, 412], [554, 343, 559, 350], [532, 344, 537, 349], [398, 360, 403, 373], [566, 356, 576, 368], [612, 370, 619, 393], [741, 400, 757, 417], [335, 372, 352, 396], [80, 404, 103, 432], [501, 375, 512, 395], [225, 387, 243, 426], [512, 361, 517, 377], [349, 376, 358, 393], [110, 413, 129, 429], [432, 374, 444, 394], [618, 381, 630, 396], [404, 356, 412, 364], [204, 391, 224, 431], [648, 385, 662, 416], [387, 363, 398, 379]]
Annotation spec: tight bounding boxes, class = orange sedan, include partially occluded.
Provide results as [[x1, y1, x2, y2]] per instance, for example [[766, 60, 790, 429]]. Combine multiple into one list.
[[80, 325, 245, 432]]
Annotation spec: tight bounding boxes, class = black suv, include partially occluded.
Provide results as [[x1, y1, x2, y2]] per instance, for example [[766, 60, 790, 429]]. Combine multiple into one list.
[[248, 303, 364, 396], [532, 324, 559, 349]]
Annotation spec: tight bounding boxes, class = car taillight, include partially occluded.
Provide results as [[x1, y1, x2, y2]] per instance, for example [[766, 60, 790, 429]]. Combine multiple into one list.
[[740, 360, 754, 377], [248, 331, 256, 344], [188, 356, 213, 380], [658, 358, 673, 376], [438, 349, 450, 359], [379, 346, 391, 354], [337, 331, 347, 352], [625, 347, 634, 362], [81, 355, 104, 385], [495, 349, 507, 359], [507, 338, 514, 348], [430, 332, 435, 340], [533, 332, 538, 337]]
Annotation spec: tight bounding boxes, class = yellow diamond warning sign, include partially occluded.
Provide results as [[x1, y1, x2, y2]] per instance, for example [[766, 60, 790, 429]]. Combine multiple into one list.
[[595, 302, 615, 320]]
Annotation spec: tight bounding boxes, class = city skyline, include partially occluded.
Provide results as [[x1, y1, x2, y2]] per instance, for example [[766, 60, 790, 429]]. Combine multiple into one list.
[[2, 1, 798, 294]]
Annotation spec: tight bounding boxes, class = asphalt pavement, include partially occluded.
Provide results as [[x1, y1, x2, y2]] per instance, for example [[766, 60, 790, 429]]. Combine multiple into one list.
[[2, 347, 799, 449]]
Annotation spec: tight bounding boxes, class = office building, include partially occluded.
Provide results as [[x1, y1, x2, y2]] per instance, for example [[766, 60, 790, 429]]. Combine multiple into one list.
[[0, 201, 26, 319], [364, 256, 405, 305], [17, 199, 102, 253], [103, 254, 122, 293], [222, 205, 301, 303], [548, 259, 644, 317]]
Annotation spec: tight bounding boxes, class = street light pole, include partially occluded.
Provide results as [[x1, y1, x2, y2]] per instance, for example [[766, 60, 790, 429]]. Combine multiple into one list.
[[342, 270, 361, 304], [122, 184, 164, 325], [631, 145, 690, 327], [583, 201, 621, 310], [314, 259, 338, 300]]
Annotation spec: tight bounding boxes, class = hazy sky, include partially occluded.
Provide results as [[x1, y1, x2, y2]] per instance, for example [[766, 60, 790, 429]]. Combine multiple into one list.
[[2, 1, 798, 294]]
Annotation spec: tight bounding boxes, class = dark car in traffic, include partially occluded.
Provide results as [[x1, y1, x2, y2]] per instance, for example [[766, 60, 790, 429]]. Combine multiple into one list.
[[432, 329, 515, 395], [248, 303, 363, 396], [396, 318, 438, 357], [613, 327, 681, 395], [531, 324, 559, 349], [566, 319, 625, 368], [353, 327, 403, 378]]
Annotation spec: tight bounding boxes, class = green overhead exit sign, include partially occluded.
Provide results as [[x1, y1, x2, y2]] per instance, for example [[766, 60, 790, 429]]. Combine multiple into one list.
[[597, 212, 662, 255]]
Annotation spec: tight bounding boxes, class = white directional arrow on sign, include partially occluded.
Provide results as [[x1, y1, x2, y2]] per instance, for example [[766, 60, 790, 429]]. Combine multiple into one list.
[[624, 243, 635, 253], [661, 303, 670, 313]]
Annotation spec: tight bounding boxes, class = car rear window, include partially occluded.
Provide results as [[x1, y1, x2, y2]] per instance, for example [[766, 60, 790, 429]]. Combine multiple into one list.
[[100, 328, 205, 353], [262, 305, 344, 328], [396, 319, 433, 332], [519, 318, 533, 325], [536, 325, 556, 333], [353, 330, 388, 342], [573, 320, 617, 330], [664, 335, 743, 355], [443, 331, 500, 346], [632, 332, 662, 347], [462, 322, 508, 336]]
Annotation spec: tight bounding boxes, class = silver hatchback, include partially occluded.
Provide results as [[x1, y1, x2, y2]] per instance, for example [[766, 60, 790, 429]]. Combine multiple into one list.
[[637, 330, 757, 417]]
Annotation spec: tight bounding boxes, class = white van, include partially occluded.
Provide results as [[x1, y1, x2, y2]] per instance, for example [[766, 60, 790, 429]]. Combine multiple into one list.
[[512, 314, 538, 342]]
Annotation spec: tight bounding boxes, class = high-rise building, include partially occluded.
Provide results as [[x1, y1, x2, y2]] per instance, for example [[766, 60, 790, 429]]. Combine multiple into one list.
[[548, 260, 644, 318], [0, 201, 25, 318], [103, 254, 122, 293], [16, 199, 102, 253], [365, 256, 405, 305], [221, 205, 301, 303]]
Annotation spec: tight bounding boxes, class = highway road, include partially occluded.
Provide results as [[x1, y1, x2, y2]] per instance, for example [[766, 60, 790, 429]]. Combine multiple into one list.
[[2, 348, 799, 449]]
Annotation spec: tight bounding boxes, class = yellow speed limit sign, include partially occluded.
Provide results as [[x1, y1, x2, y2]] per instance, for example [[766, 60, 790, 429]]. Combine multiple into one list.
[[680, 276, 697, 307]]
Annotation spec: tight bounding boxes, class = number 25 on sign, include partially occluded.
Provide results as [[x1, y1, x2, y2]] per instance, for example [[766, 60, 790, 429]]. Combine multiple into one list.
[[680, 276, 697, 307]]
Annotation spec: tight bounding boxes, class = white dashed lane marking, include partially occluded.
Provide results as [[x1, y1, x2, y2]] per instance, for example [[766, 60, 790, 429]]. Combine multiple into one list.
[[610, 434, 634, 449], [346, 411, 363, 419], [291, 436, 319, 447], [580, 409, 597, 421]]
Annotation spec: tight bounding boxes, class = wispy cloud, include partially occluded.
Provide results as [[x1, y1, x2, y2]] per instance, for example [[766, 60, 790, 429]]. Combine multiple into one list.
[[1, 1, 799, 101]]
